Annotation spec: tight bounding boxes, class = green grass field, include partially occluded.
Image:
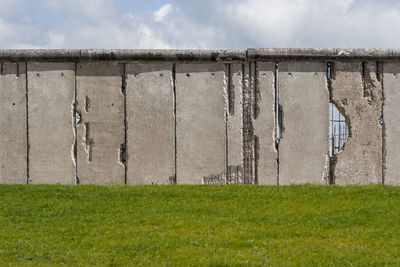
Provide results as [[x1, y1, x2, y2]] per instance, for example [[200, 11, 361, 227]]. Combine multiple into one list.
[[0, 185, 399, 266]]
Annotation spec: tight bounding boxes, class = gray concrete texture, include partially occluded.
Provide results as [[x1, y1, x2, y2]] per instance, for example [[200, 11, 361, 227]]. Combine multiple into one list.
[[125, 63, 175, 184], [28, 62, 75, 184], [383, 62, 399, 185], [176, 63, 227, 184], [0, 63, 27, 184], [76, 63, 125, 185], [227, 64, 244, 183], [330, 61, 383, 185], [254, 62, 278, 185], [278, 62, 329, 185]]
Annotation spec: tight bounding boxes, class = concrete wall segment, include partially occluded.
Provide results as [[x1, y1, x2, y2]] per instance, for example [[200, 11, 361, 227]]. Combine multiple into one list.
[[176, 63, 226, 184], [76, 62, 125, 185], [330, 61, 383, 185], [28, 62, 75, 184], [278, 61, 329, 185], [0, 63, 27, 184], [125, 63, 175, 184]]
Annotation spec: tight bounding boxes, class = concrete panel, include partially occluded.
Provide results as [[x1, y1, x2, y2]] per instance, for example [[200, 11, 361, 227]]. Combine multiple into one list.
[[331, 62, 382, 185], [76, 63, 125, 185], [254, 62, 278, 185], [176, 64, 226, 184], [28, 62, 75, 184], [227, 64, 244, 183], [279, 62, 329, 185], [125, 63, 175, 184], [0, 63, 27, 184], [381, 63, 400, 185]]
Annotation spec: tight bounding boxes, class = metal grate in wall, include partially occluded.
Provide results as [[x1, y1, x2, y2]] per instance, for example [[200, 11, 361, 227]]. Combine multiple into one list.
[[329, 102, 349, 156]]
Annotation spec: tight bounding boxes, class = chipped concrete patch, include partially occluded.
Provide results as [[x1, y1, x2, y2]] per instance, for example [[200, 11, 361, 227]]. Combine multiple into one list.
[[242, 63, 255, 184], [227, 165, 244, 184], [203, 172, 227, 185]]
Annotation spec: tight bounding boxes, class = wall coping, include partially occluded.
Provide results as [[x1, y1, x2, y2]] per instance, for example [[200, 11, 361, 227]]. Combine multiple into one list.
[[0, 48, 400, 62]]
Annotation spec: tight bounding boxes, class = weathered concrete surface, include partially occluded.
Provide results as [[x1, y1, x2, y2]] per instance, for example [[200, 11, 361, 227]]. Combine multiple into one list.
[[227, 64, 244, 184], [248, 48, 400, 61], [81, 50, 246, 62], [279, 62, 329, 185], [76, 63, 125, 184], [331, 61, 382, 185], [176, 64, 226, 184], [254, 62, 278, 185], [381, 63, 399, 185], [28, 62, 75, 184], [0, 63, 27, 184], [242, 63, 255, 184], [125, 63, 175, 184], [4, 49, 400, 62]]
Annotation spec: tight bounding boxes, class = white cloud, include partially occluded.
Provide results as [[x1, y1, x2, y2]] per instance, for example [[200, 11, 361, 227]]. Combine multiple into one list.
[[154, 4, 173, 22], [0, 0, 399, 49]]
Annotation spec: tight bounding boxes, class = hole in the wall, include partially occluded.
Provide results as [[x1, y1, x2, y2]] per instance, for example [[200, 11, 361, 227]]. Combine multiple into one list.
[[186, 73, 190, 78], [160, 73, 164, 78], [329, 102, 350, 156], [12, 103, 15, 106], [75, 111, 81, 125]]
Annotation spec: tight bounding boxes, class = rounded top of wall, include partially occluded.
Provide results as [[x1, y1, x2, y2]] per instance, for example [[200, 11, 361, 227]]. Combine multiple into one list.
[[247, 48, 400, 61], [1, 48, 400, 62]]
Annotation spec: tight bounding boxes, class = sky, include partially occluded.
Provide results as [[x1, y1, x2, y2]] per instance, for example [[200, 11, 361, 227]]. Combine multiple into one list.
[[0, 0, 399, 49]]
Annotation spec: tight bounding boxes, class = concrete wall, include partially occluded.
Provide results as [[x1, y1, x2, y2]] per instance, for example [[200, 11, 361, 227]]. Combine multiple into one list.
[[0, 49, 397, 185]]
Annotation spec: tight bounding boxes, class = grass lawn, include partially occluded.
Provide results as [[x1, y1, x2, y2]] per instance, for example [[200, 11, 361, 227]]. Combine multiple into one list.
[[0, 184, 399, 266]]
